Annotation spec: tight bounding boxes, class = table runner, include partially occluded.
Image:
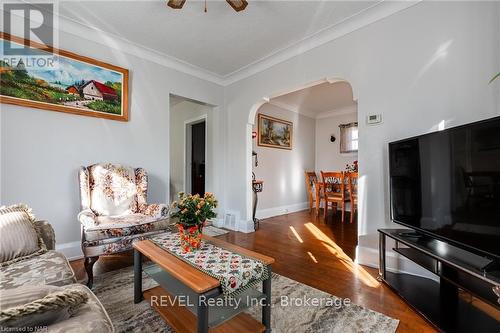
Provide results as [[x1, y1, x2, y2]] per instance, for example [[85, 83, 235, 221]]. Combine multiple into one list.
[[149, 232, 270, 296]]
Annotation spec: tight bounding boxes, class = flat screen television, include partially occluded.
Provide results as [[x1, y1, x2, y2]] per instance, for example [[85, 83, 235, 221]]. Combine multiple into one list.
[[389, 116, 500, 259]]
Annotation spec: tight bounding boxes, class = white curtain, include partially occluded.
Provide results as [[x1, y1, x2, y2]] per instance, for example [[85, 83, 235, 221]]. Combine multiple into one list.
[[339, 122, 358, 153]]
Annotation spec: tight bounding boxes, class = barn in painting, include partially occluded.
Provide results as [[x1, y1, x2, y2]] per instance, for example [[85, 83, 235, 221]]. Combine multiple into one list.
[[81, 80, 118, 101]]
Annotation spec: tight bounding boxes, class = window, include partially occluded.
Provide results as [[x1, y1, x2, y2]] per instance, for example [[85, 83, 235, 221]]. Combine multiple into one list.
[[339, 122, 358, 153]]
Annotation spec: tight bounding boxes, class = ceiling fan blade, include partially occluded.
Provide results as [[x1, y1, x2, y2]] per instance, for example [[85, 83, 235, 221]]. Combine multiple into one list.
[[226, 0, 248, 12], [167, 0, 186, 9]]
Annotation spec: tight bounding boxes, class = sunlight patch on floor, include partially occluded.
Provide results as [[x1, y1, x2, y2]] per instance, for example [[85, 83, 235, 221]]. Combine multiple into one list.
[[289, 226, 304, 243], [307, 251, 318, 263], [304, 222, 380, 288]]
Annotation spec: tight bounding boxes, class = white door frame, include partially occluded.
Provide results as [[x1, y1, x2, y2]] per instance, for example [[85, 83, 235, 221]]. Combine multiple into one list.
[[183, 114, 208, 194]]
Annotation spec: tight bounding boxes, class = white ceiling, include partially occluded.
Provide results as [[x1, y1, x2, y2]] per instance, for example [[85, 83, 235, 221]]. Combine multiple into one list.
[[268, 81, 356, 118], [58, 1, 379, 77]]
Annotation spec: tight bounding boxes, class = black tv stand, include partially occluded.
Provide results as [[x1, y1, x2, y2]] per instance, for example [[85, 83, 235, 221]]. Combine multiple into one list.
[[482, 259, 500, 274], [378, 229, 500, 332], [396, 230, 423, 238]]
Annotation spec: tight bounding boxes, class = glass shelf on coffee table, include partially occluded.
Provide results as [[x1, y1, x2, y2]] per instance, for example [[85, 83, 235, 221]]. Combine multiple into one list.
[[133, 236, 274, 333], [144, 263, 267, 328]]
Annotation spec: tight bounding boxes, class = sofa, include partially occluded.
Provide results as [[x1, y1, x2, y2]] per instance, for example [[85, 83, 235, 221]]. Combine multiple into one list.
[[0, 204, 113, 332]]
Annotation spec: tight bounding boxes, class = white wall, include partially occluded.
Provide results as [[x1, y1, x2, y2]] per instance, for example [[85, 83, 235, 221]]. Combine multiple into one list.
[[252, 104, 358, 219], [223, 1, 500, 273], [315, 107, 358, 174], [1, 1, 499, 270], [252, 103, 315, 218], [0, 25, 224, 259], [169, 100, 212, 202]]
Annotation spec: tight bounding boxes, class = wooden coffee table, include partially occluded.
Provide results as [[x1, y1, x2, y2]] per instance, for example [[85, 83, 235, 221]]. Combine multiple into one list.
[[133, 234, 274, 333]]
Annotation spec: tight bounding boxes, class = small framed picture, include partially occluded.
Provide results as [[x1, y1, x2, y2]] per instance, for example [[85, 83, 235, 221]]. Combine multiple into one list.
[[257, 114, 293, 150]]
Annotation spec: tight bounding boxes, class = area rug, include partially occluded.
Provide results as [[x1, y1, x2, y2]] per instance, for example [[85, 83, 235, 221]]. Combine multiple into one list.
[[92, 266, 399, 333]]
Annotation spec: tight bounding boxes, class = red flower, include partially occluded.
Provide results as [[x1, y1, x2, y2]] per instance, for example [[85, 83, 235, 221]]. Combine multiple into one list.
[[229, 276, 237, 288]]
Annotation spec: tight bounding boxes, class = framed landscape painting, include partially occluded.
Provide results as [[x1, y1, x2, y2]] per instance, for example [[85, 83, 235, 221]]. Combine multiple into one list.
[[0, 32, 128, 121], [258, 113, 293, 150]]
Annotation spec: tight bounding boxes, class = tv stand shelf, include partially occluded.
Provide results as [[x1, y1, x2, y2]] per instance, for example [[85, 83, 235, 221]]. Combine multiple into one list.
[[378, 229, 500, 332]]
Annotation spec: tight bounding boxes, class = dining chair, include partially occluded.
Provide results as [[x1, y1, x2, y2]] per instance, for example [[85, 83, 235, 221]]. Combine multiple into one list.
[[321, 171, 350, 222], [346, 172, 358, 224], [304, 171, 321, 214]]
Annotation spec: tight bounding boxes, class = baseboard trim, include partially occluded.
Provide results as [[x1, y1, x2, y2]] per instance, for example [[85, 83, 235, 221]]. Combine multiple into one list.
[[256, 202, 309, 220], [238, 219, 256, 233], [56, 241, 83, 261], [356, 245, 438, 282]]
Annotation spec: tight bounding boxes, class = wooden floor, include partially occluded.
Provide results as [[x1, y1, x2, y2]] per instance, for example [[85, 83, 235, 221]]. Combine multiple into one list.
[[71, 210, 441, 332]]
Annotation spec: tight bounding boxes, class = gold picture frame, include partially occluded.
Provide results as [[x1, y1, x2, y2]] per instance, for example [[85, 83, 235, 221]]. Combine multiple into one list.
[[0, 32, 129, 121], [257, 113, 293, 150]]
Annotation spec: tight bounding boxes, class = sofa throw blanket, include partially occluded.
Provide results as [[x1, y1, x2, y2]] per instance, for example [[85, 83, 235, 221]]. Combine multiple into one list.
[[0, 286, 88, 328], [150, 232, 270, 296]]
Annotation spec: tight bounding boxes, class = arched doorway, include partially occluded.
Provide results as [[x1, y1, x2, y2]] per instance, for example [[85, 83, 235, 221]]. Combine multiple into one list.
[[246, 78, 360, 258]]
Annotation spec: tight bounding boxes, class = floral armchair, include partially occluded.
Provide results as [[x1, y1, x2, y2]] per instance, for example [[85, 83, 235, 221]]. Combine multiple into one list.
[[78, 163, 170, 288]]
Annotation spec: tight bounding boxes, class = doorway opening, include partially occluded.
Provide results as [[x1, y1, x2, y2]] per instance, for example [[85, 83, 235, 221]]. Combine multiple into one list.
[[169, 94, 212, 202], [186, 118, 206, 196], [248, 79, 359, 260]]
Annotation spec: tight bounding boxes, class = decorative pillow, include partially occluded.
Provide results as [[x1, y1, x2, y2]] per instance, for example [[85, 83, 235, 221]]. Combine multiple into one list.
[[89, 163, 138, 216], [0, 285, 88, 328], [0, 204, 46, 265]]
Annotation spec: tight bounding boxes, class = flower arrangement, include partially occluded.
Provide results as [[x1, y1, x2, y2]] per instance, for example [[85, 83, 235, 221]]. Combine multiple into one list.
[[170, 192, 218, 252], [346, 160, 358, 172]]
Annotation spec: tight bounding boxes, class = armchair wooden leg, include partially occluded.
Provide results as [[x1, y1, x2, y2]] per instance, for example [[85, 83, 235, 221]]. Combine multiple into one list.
[[84, 256, 99, 289]]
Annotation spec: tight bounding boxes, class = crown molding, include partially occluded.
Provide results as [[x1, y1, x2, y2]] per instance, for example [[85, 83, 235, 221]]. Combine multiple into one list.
[[267, 100, 316, 119], [5, 0, 422, 87], [268, 99, 357, 120], [2, 4, 226, 86], [58, 14, 227, 85], [222, 0, 421, 85], [316, 104, 358, 119]]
